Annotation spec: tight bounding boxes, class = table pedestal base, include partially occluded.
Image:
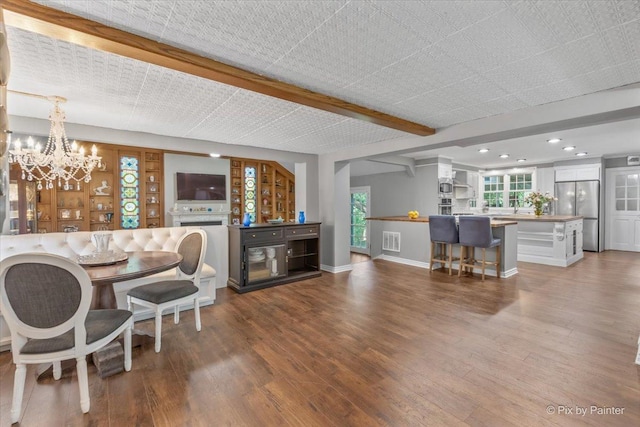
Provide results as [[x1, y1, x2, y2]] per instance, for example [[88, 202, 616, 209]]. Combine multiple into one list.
[[93, 342, 124, 378]]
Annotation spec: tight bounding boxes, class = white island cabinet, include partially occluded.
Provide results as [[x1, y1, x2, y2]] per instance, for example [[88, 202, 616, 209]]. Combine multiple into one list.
[[498, 215, 584, 267]]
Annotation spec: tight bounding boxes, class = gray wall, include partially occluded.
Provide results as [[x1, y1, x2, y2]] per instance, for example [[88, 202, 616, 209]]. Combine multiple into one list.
[[350, 164, 439, 218]]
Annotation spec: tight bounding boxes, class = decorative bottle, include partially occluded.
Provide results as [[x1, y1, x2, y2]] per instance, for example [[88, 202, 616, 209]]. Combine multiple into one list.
[[243, 212, 252, 226], [298, 211, 306, 224]]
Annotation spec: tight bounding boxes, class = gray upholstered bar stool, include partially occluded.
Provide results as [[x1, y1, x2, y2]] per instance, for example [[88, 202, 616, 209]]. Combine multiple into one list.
[[428, 215, 459, 275], [458, 216, 501, 281]]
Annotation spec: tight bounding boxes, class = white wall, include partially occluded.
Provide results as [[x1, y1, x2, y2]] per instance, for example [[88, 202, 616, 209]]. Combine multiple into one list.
[[164, 153, 230, 214]]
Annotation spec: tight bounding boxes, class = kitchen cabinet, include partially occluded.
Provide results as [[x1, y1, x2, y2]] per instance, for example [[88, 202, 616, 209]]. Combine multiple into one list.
[[506, 216, 583, 267], [555, 165, 600, 182], [227, 222, 321, 293], [438, 163, 453, 179], [453, 170, 478, 199]]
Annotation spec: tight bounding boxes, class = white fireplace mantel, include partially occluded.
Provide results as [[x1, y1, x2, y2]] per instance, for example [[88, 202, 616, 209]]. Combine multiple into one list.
[[168, 210, 231, 226]]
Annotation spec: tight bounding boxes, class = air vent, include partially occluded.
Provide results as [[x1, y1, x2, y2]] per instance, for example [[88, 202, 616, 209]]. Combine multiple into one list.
[[382, 231, 401, 252]]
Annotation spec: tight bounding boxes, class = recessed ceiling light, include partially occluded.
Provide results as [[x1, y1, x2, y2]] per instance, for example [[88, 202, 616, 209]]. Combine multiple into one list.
[[575, 152, 588, 157], [478, 148, 489, 153], [547, 138, 562, 143], [499, 154, 510, 158], [209, 153, 221, 158], [517, 158, 526, 162], [563, 146, 575, 151]]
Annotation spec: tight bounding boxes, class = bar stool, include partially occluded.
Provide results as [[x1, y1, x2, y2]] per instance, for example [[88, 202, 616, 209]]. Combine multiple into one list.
[[428, 215, 459, 275], [458, 216, 501, 281]]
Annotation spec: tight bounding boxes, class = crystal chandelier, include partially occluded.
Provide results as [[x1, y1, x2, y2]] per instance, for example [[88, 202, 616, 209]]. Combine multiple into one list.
[[8, 96, 101, 190]]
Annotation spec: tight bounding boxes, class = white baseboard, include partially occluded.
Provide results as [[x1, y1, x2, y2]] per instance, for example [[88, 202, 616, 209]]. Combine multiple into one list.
[[375, 254, 430, 269], [321, 264, 353, 273], [374, 255, 517, 278]]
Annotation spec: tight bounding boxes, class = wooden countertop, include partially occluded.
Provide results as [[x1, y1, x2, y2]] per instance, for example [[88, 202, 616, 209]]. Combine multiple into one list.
[[366, 216, 517, 227], [494, 214, 583, 222]]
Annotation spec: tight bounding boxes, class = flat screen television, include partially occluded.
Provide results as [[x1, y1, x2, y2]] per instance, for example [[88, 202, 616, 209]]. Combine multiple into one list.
[[176, 172, 226, 201]]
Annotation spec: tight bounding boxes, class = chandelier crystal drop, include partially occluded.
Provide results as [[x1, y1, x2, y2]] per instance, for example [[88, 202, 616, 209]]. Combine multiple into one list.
[[8, 97, 101, 190]]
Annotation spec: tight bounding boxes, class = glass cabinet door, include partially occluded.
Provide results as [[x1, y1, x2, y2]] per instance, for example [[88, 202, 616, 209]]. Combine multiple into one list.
[[8, 177, 37, 235], [246, 244, 286, 284]]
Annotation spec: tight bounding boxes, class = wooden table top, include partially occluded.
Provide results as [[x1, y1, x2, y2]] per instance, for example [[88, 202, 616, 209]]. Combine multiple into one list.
[[83, 251, 183, 285], [366, 216, 517, 227]]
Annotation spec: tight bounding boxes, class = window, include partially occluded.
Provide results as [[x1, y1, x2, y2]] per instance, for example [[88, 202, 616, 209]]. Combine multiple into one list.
[[483, 175, 504, 207], [481, 171, 535, 208], [508, 173, 533, 208], [120, 156, 140, 229], [615, 173, 639, 211], [244, 166, 256, 223]]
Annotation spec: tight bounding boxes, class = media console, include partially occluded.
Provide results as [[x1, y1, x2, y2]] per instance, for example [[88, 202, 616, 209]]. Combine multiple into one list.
[[227, 222, 321, 293]]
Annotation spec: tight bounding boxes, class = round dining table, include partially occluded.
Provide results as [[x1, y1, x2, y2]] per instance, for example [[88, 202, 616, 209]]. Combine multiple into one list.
[[82, 251, 183, 310], [37, 251, 183, 380]]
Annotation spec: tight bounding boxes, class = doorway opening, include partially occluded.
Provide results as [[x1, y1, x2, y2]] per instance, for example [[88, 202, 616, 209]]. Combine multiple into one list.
[[350, 186, 370, 255]]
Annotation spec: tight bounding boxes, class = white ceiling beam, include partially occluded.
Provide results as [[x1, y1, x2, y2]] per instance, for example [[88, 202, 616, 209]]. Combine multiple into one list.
[[367, 156, 416, 177]]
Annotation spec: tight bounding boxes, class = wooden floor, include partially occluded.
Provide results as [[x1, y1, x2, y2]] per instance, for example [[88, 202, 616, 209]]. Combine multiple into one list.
[[1, 251, 639, 426]]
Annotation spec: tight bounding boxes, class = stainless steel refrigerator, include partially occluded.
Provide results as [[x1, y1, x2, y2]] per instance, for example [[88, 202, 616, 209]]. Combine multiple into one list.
[[555, 180, 600, 251]]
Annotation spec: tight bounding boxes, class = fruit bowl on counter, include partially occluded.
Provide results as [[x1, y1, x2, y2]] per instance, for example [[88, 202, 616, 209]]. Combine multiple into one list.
[[408, 210, 419, 219]]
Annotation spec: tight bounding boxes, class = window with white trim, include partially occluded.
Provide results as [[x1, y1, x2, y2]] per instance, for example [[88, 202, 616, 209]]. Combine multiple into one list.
[[483, 175, 504, 207], [481, 170, 535, 208], [508, 173, 533, 207]]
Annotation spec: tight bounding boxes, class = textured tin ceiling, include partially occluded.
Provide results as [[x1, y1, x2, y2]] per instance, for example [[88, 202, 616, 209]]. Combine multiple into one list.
[[5, 0, 640, 156]]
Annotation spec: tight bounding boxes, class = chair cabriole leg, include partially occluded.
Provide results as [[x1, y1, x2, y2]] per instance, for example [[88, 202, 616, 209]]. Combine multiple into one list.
[[124, 322, 132, 371], [11, 364, 26, 423], [76, 356, 90, 413], [155, 309, 162, 353], [53, 361, 62, 380], [194, 296, 201, 332]]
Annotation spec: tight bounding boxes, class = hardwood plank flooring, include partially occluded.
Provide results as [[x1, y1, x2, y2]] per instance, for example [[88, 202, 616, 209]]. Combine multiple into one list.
[[1, 251, 639, 426]]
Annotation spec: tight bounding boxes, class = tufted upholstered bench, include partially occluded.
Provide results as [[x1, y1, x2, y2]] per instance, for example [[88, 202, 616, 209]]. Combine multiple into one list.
[[0, 226, 218, 350]]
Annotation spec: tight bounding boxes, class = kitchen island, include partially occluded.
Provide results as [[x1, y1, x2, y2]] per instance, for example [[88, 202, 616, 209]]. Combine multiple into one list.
[[366, 216, 518, 278], [492, 214, 583, 267]]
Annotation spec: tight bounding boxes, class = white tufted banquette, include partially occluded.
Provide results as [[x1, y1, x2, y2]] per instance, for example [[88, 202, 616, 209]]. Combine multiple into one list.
[[0, 226, 224, 351]]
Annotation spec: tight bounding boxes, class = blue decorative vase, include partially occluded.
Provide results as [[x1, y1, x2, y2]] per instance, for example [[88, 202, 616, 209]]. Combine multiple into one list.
[[298, 211, 306, 224], [243, 212, 252, 226]]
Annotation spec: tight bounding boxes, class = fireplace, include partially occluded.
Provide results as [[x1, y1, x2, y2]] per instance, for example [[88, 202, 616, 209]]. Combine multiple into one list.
[[168, 210, 230, 227]]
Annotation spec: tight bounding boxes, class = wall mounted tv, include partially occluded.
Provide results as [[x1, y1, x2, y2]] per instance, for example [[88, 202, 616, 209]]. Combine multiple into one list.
[[176, 172, 226, 201]]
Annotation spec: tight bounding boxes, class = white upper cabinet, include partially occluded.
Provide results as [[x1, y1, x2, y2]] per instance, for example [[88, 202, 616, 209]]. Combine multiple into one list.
[[438, 163, 453, 179], [555, 165, 600, 182]]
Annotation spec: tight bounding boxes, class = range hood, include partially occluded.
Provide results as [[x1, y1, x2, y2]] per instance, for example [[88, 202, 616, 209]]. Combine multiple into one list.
[[452, 171, 471, 187]]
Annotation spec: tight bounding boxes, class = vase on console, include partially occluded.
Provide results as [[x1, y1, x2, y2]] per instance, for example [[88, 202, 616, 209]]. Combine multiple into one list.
[[243, 212, 252, 226]]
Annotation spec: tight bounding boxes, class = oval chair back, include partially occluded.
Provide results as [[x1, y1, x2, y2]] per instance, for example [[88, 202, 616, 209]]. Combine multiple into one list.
[[0, 253, 132, 423]]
